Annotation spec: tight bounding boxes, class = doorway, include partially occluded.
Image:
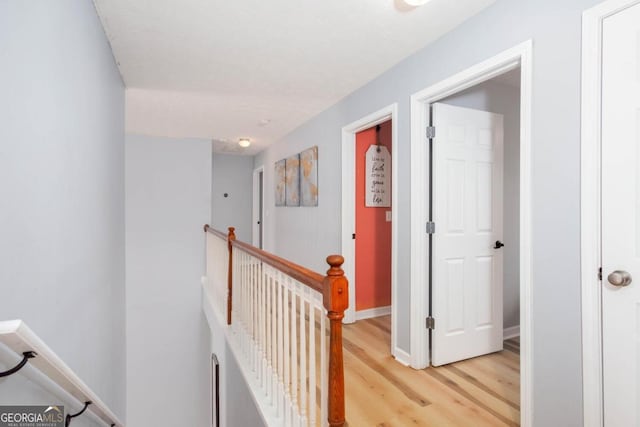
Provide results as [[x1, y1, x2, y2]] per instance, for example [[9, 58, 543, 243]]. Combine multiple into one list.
[[341, 104, 400, 362], [355, 121, 392, 320], [410, 41, 533, 425], [252, 166, 264, 249], [428, 68, 521, 367]]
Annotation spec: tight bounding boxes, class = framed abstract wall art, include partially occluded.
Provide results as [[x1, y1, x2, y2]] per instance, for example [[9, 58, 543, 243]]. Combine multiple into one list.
[[274, 159, 286, 206], [300, 146, 318, 206], [285, 154, 300, 206]]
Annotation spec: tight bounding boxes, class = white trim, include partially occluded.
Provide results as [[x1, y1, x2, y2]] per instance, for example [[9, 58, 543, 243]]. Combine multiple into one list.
[[409, 40, 533, 427], [581, 2, 640, 426], [341, 103, 399, 360], [503, 325, 520, 340], [252, 166, 264, 248], [355, 305, 392, 321], [519, 40, 534, 427], [393, 348, 412, 367]]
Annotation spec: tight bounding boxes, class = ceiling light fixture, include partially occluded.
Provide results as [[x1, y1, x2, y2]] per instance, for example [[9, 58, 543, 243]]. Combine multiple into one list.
[[403, 0, 431, 5], [238, 138, 251, 148]]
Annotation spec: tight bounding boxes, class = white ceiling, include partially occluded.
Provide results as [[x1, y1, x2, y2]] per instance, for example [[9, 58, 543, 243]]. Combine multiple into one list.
[[94, 0, 496, 154]]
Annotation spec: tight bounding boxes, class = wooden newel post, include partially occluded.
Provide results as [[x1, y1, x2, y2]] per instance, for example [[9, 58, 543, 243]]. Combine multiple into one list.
[[227, 227, 236, 325], [323, 255, 349, 427]]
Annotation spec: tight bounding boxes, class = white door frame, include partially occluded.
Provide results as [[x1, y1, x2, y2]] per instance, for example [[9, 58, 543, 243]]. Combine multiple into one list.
[[581, 1, 640, 425], [341, 103, 402, 362], [252, 166, 264, 248], [410, 40, 533, 425]]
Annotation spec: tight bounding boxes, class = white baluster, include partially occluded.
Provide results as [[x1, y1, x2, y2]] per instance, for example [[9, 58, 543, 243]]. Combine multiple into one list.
[[300, 289, 307, 427], [239, 251, 244, 352], [232, 249, 236, 333], [250, 257, 254, 367], [266, 267, 272, 399], [309, 303, 316, 427], [263, 263, 268, 392], [258, 260, 263, 380], [239, 252, 244, 352], [258, 259, 263, 382], [283, 276, 291, 426], [271, 267, 278, 407], [246, 253, 251, 361], [253, 257, 257, 374], [243, 252, 249, 358], [256, 260, 261, 383], [225, 241, 229, 318], [291, 281, 298, 424], [320, 307, 327, 427], [231, 248, 236, 335], [277, 271, 284, 417]]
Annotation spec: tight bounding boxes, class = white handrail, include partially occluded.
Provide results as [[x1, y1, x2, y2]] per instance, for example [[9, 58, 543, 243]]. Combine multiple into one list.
[[0, 320, 124, 427]]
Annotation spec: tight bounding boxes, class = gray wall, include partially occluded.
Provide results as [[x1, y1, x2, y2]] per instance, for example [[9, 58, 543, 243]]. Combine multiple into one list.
[[440, 78, 521, 330], [255, 0, 600, 424], [211, 154, 254, 243], [0, 0, 125, 423], [205, 305, 265, 427], [225, 345, 266, 427], [125, 135, 211, 426]]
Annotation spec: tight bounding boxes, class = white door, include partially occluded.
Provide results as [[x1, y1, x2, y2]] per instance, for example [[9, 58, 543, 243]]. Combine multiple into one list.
[[431, 103, 504, 366], [252, 168, 264, 249], [601, 3, 640, 425]]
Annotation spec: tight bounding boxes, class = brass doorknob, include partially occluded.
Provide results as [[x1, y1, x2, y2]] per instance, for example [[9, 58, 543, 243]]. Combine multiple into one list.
[[607, 270, 632, 287]]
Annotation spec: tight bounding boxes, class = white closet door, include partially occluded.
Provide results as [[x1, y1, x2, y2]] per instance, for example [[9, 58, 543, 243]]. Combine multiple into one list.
[[601, 3, 640, 426]]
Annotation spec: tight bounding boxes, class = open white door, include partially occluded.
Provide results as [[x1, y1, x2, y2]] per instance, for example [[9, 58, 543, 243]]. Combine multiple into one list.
[[252, 167, 264, 249], [601, 3, 640, 425], [431, 103, 504, 366]]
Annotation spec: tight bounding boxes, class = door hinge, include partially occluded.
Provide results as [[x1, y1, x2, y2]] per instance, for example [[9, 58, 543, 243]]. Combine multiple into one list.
[[352, 233, 356, 240], [426, 126, 436, 139], [426, 316, 435, 330], [598, 267, 602, 281], [426, 221, 435, 234]]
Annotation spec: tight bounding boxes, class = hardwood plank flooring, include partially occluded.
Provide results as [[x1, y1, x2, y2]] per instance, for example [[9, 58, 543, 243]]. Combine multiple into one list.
[[343, 316, 520, 426]]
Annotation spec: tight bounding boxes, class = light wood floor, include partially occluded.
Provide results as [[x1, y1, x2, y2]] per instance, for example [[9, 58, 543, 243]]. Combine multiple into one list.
[[342, 316, 520, 427]]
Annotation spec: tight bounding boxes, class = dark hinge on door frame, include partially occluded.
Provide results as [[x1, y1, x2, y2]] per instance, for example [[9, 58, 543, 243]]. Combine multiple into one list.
[[426, 316, 435, 330], [426, 126, 436, 139], [426, 221, 435, 234]]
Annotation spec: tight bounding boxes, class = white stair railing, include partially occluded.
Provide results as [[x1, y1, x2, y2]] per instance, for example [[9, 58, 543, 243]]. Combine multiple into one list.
[[234, 250, 327, 426], [203, 226, 348, 427]]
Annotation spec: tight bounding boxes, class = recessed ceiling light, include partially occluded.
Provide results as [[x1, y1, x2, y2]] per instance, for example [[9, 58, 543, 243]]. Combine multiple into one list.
[[403, 0, 431, 5], [238, 138, 251, 148]]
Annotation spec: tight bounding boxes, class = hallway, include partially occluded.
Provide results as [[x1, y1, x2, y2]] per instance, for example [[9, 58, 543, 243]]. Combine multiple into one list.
[[343, 316, 520, 426]]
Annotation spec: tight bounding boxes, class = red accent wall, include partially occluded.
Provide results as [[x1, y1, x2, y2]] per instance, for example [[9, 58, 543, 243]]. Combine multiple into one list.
[[355, 120, 392, 311]]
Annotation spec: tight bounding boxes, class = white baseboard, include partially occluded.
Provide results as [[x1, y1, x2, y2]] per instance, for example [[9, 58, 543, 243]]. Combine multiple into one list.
[[356, 305, 391, 321], [393, 347, 411, 367], [504, 325, 520, 340]]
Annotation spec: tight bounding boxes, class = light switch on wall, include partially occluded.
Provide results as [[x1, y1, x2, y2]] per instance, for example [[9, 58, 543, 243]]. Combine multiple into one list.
[[386, 211, 392, 222]]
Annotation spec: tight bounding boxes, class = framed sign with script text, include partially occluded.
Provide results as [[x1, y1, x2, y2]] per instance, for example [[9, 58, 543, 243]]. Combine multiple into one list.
[[365, 145, 390, 207]]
